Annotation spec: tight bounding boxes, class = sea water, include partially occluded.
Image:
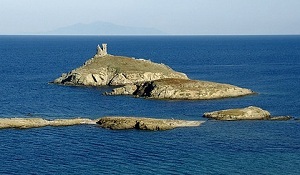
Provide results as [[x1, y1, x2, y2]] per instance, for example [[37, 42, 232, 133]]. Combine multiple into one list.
[[0, 35, 299, 174]]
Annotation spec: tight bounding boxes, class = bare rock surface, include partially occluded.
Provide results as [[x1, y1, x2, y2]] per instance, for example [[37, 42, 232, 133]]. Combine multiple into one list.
[[53, 54, 188, 86], [0, 118, 96, 129], [203, 106, 271, 120], [96, 116, 204, 131], [108, 78, 255, 100]]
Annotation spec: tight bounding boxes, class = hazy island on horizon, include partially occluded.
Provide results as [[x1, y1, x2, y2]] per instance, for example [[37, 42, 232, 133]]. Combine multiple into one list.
[[44, 21, 165, 35]]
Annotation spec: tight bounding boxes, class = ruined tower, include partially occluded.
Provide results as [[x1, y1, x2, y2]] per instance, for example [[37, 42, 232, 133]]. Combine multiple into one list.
[[96, 43, 107, 57]]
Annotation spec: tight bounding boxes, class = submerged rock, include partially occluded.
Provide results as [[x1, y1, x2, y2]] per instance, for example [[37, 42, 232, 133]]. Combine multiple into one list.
[[96, 116, 204, 131], [269, 116, 293, 121], [203, 106, 271, 120], [108, 78, 255, 100]]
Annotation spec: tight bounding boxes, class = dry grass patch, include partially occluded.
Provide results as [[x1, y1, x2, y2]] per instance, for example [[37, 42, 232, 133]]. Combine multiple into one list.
[[81, 55, 179, 74]]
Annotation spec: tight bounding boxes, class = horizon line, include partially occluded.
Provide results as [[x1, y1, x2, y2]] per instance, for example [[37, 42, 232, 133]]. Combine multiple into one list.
[[1, 34, 300, 36]]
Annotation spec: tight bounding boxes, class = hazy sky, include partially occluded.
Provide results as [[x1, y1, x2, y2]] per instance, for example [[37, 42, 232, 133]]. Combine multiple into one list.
[[1, 0, 300, 35]]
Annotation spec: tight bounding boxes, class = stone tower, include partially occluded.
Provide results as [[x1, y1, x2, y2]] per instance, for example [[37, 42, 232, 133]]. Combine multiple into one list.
[[96, 43, 107, 57]]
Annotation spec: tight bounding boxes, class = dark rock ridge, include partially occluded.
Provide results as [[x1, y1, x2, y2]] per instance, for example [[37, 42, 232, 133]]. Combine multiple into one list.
[[96, 117, 204, 131], [53, 54, 188, 86], [107, 78, 255, 100]]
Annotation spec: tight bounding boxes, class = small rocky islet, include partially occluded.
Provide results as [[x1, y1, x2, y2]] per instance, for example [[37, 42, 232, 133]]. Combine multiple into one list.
[[53, 44, 255, 100], [203, 106, 292, 121]]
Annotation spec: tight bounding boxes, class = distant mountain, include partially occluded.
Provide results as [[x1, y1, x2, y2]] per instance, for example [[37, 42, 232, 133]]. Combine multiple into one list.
[[45, 21, 165, 35]]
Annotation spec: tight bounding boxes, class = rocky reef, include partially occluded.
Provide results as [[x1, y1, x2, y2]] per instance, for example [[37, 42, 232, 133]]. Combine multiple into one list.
[[0, 118, 96, 129], [108, 78, 255, 100], [53, 55, 188, 86], [97, 117, 204, 131], [0, 117, 203, 131]]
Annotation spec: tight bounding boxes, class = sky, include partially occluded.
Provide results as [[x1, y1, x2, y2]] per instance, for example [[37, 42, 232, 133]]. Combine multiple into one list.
[[0, 0, 300, 35]]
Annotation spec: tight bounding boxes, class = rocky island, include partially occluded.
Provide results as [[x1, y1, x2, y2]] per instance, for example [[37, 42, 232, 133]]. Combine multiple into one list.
[[53, 44, 255, 100]]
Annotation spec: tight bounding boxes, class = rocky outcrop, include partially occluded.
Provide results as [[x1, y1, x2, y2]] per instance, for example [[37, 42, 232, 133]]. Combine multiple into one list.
[[96, 117, 204, 131], [107, 78, 255, 100], [0, 117, 203, 131], [203, 106, 271, 120], [53, 55, 188, 86], [0, 118, 96, 129]]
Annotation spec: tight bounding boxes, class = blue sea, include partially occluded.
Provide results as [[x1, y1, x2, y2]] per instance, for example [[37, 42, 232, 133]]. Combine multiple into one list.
[[0, 35, 299, 174]]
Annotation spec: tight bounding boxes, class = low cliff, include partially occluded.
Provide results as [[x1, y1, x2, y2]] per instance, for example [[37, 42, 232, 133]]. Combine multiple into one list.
[[97, 117, 204, 131], [53, 55, 188, 86], [108, 78, 255, 100]]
